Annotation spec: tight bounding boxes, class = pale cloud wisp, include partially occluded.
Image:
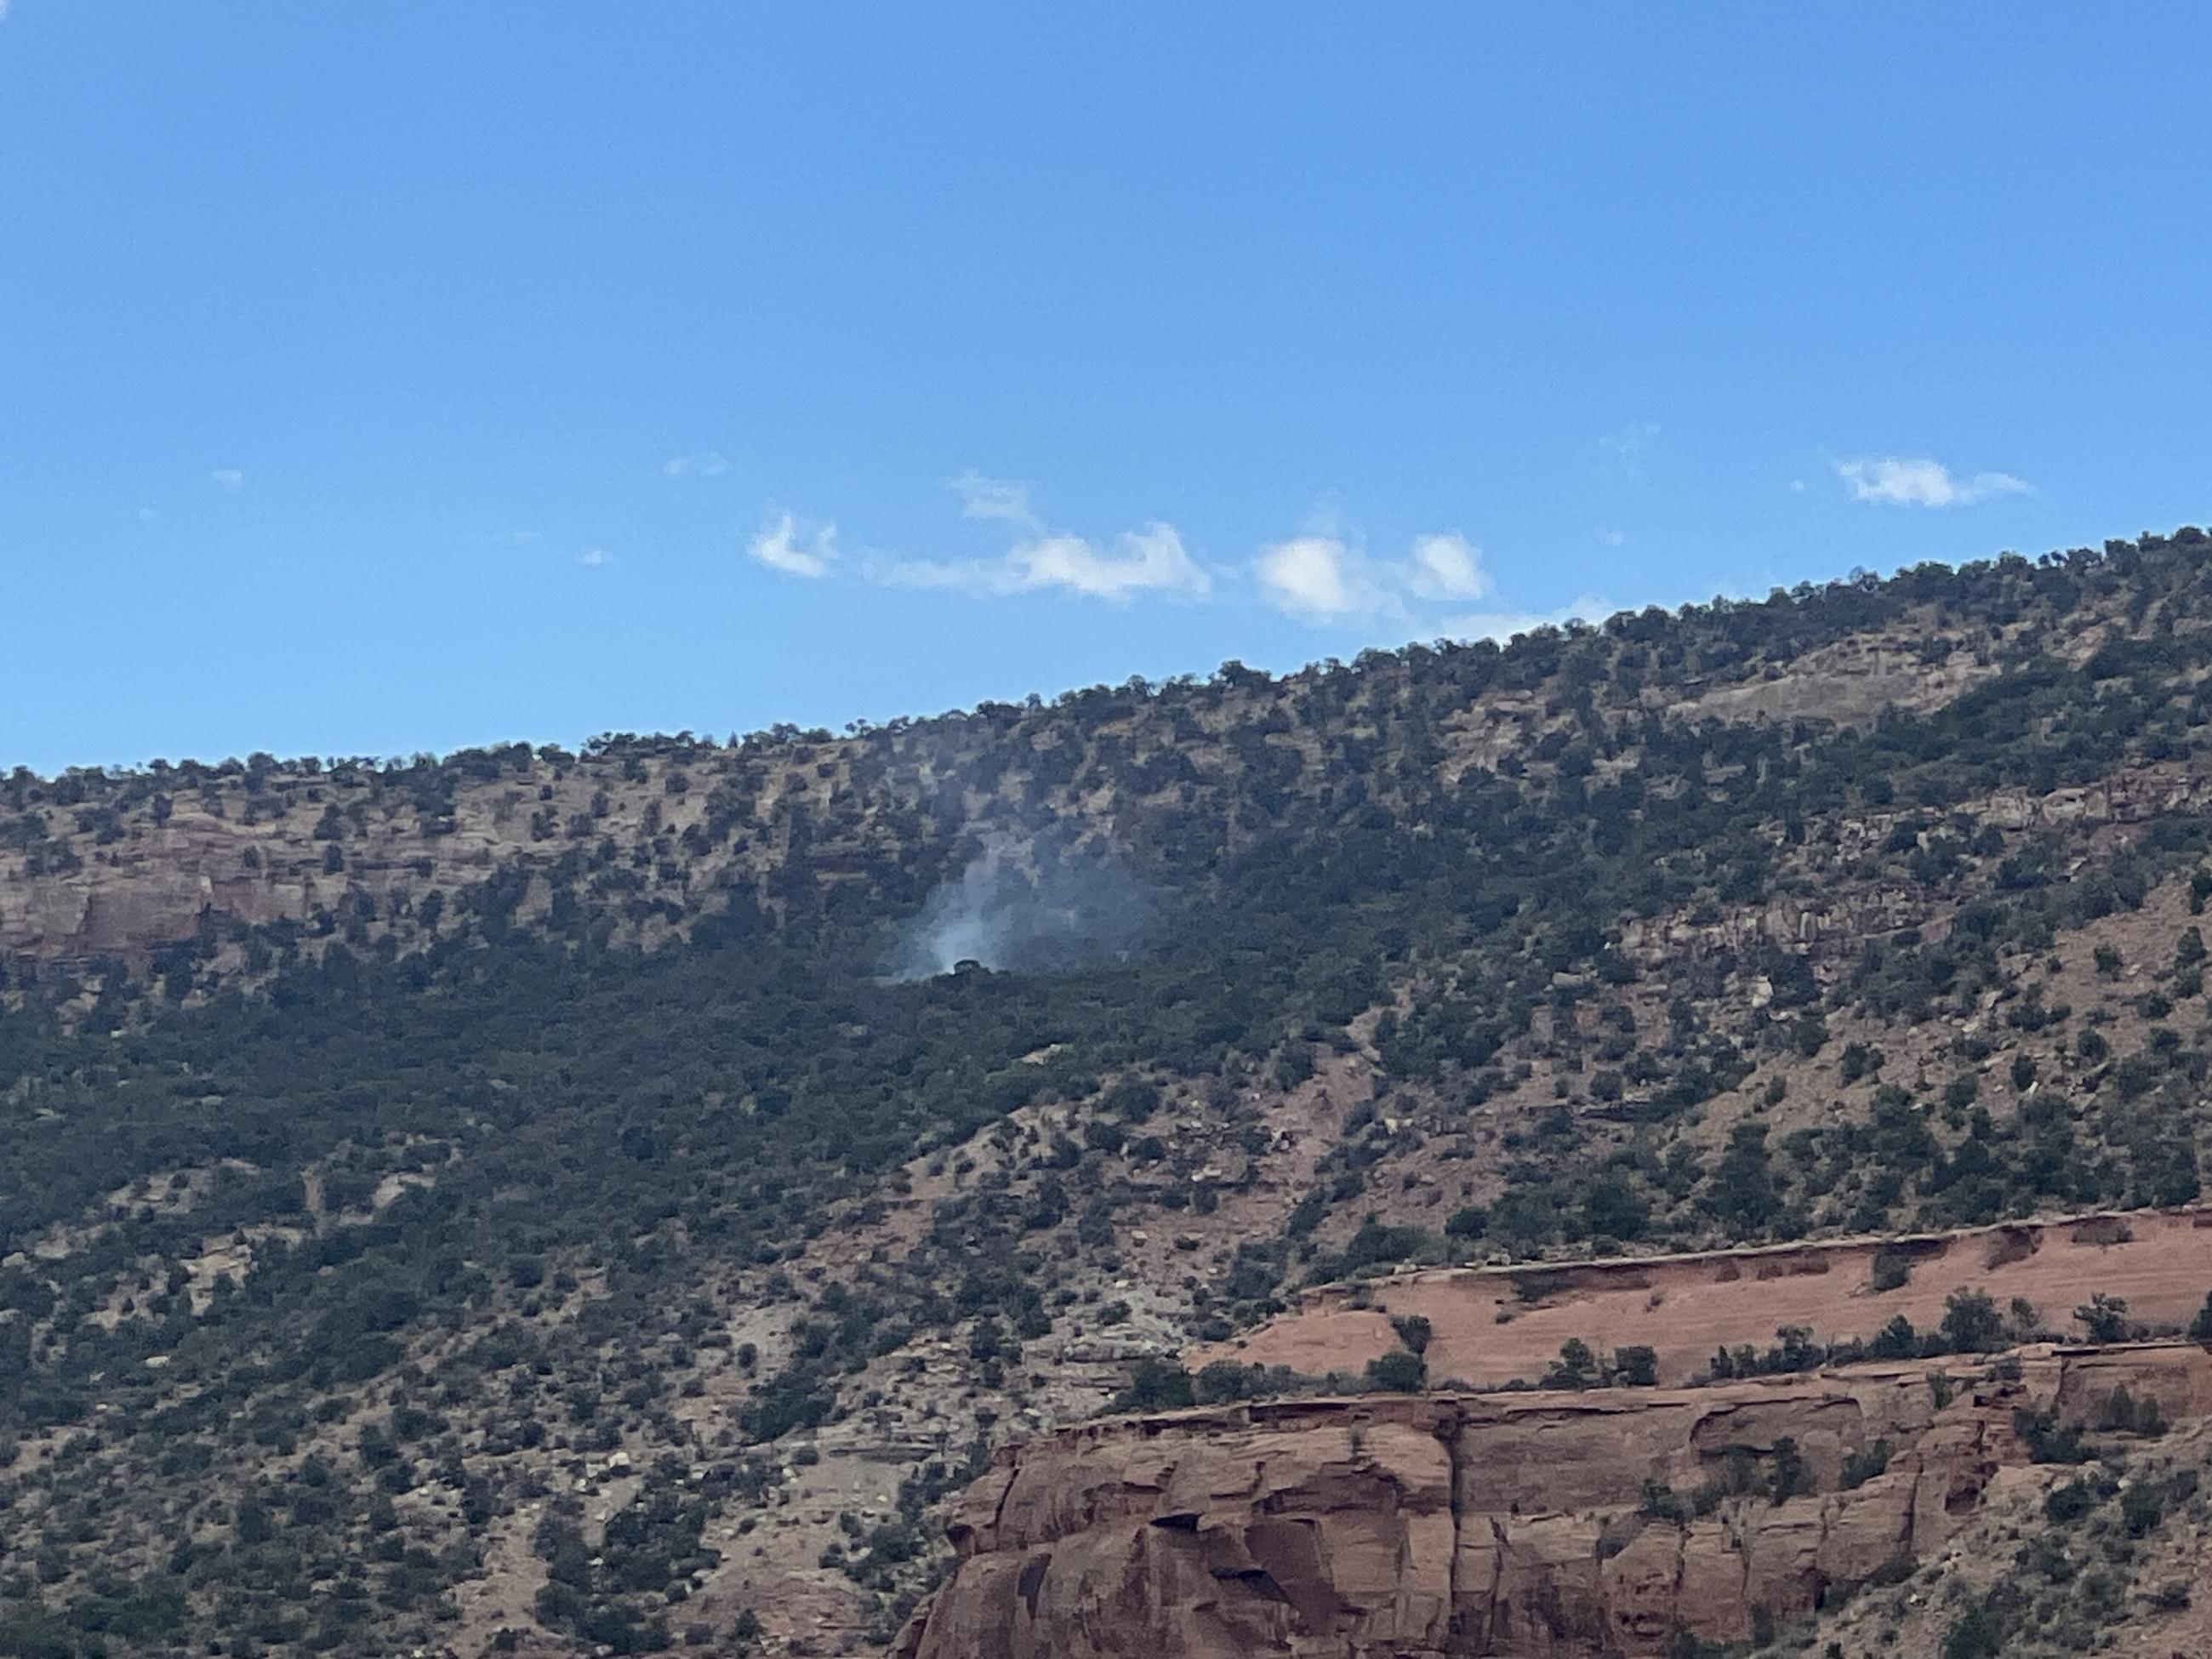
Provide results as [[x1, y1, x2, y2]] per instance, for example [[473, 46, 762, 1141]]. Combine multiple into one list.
[[1834, 456, 2030, 508], [750, 512, 840, 579], [1402, 532, 1493, 601], [664, 453, 732, 479], [887, 523, 1211, 602], [875, 476, 1211, 602], [949, 470, 1040, 529], [750, 474, 1582, 636]]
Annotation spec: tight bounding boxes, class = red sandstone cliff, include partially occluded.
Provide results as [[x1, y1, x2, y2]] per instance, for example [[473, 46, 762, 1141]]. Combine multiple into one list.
[[893, 1343, 2212, 1659]]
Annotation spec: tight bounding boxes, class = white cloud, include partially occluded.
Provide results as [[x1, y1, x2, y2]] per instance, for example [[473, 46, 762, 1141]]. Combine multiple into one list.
[[750, 511, 839, 579], [885, 523, 1211, 603], [1254, 535, 1400, 623], [135, 506, 157, 523], [1257, 527, 1496, 623], [1593, 526, 1627, 548], [749, 476, 1576, 632], [210, 468, 244, 492], [949, 470, 1039, 529], [1441, 593, 1610, 642], [490, 528, 541, 547], [1401, 531, 1493, 601], [1250, 521, 1608, 639], [849, 475, 1212, 603], [1834, 456, 2029, 508], [664, 452, 731, 479], [577, 547, 610, 568], [1788, 478, 1808, 494], [1604, 421, 1660, 483], [1013, 526, 1209, 601]]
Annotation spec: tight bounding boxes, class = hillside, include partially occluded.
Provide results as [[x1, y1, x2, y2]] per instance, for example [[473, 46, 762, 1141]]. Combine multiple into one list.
[[10, 528, 2212, 1656]]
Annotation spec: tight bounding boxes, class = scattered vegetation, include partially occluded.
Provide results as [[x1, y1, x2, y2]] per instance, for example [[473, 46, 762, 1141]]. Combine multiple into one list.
[[9, 530, 2212, 1649]]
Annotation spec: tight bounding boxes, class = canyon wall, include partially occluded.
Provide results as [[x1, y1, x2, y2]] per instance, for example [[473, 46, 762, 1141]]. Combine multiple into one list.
[[895, 1343, 2212, 1659]]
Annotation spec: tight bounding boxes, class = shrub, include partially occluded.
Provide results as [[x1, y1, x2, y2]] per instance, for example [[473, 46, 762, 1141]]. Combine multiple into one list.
[[2044, 1478, 2094, 1524], [1539, 1340, 1599, 1391], [1767, 1437, 1808, 1504], [1868, 1248, 1911, 1293], [1639, 1479, 1685, 1522], [2186, 1290, 2212, 1342], [1869, 1314, 1918, 1360], [1839, 1042, 1884, 1084], [1940, 1287, 2004, 1353], [1941, 1606, 2004, 1659], [2097, 1383, 2138, 1433], [1838, 1439, 1890, 1491], [1613, 1344, 1659, 1387], [2074, 1292, 2134, 1344], [1338, 1219, 1432, 1274], [1115, 1359, 1194, 1413], [1365, 1349, 1427, 1393], [2012, 1405, 2087, 1464], [1194, 1360, 1259, 1404], [2122, 1477, 2169, 1536], [1390, 1314, 1433, 1356]]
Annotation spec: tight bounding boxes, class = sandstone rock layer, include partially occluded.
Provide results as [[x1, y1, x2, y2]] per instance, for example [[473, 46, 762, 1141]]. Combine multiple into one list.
[[895, 1344, 2212, 1658], [1197, 1206, 2212, 1388]]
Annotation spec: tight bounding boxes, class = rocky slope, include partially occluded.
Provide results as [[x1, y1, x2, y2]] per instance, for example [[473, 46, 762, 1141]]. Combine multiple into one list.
[[0, 533, 2193, 988], [14, 533, 2212, 1656], [895, 1343, 2212, 1658]]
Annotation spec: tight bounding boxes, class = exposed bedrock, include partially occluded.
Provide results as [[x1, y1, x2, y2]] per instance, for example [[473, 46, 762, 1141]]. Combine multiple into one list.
[[895, 1344, 2212, 1658]]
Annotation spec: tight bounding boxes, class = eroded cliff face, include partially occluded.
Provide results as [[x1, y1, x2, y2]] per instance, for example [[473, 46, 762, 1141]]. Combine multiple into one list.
[[895, 1344, 2212, 1659]]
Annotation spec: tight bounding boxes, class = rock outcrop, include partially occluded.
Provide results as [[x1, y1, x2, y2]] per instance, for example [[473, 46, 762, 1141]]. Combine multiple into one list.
[[894, 1343, 2212, 1658], [1196, 1206, 2212, 1389]]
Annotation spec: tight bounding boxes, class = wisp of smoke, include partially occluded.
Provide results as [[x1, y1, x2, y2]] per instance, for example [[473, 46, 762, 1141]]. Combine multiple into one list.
[[894, 833, 1155, 979]]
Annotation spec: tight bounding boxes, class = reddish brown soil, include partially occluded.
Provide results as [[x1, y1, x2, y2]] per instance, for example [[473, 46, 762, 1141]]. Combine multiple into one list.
[[1194, 1207, 2212, 1385]]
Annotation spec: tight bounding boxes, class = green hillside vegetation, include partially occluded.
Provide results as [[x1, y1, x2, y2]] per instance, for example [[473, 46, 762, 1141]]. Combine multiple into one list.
[[8, 530, 2212, 1652]]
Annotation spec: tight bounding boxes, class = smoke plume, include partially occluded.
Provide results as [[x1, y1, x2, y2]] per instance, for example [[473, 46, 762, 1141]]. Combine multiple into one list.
[[895, 833, 1155, 978]]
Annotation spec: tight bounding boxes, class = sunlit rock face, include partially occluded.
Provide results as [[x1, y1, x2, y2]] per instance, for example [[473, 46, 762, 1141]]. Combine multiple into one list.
[[895, 1344, 2212, 1659]]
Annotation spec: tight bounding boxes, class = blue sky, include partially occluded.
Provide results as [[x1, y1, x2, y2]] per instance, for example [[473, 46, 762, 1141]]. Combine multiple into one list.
[[5, 4, 2210, 772]]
